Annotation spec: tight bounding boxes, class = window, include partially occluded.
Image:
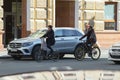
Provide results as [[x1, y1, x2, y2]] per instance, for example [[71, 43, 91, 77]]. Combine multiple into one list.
[[55, 30, 63, 37], [105, 4, 114, 20], [104, 2, 117, 30], [63, 30, 79, 37], [76, 30, 83, 36], [105, 22, 115, 30]]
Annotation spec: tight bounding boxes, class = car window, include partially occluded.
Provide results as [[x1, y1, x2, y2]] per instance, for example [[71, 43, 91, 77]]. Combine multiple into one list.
[[63, 30, 78, 37], [55, 30, 63, 37], [29, 29, 47, 38], [76, 30, 83, 36]]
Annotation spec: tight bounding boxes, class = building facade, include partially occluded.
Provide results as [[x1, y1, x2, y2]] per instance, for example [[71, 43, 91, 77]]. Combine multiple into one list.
[[0, 0, 120, 49]]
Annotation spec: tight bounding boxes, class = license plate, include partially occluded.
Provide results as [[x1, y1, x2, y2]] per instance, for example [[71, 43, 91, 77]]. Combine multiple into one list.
[[112, 52, 120, 55], [11, 49, 17, 52]]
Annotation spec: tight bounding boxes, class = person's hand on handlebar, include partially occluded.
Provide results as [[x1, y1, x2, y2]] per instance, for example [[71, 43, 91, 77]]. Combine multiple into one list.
[[40, 37, 48, 39], [40, 36, 44, 39], [79, 37, 82, 40]]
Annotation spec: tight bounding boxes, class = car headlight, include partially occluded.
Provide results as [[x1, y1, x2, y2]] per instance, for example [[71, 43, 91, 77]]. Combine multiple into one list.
[[109, 47, 112, 54], [22, 42, 33, 47]]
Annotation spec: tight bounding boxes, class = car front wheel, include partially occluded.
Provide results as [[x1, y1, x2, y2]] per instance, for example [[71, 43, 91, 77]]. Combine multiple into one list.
[[59, 53, 65, 59], [32, 45, 41, 60]]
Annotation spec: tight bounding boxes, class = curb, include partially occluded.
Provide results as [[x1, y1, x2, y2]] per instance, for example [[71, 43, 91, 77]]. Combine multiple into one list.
[[0, 49, 11, 59], [0, 71, 120, 80], [0, 55, 11, 59]]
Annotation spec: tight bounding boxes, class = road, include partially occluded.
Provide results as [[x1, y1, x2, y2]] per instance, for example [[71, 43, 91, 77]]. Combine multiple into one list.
[[0, 53, 119, 77]]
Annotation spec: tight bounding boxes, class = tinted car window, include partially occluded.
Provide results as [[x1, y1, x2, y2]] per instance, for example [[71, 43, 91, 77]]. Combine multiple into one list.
[[29, 29, 47, 38], [63, 30, 78, 37], [76, 30, 83, 36], [55, 30, 63, 37]]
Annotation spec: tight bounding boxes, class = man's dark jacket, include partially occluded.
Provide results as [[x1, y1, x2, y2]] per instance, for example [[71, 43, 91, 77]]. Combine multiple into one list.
[[42, 29, 55, 45], [80, 28, 96, 44]]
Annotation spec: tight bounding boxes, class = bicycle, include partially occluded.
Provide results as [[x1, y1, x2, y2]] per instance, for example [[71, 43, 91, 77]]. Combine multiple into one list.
[[34, 38, 59, 62], [74, 40, 101, 61]]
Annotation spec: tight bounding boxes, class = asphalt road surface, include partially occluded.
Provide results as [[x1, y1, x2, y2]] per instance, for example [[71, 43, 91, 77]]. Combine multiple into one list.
[[0, 54, 119, 77]]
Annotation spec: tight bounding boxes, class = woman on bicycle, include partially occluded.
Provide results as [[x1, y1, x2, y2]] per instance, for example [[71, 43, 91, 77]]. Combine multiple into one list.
[[79, 23, 97, 56]]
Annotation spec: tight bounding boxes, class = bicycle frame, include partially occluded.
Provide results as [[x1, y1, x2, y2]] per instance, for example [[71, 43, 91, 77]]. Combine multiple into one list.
[[80, 41, 91, 54]]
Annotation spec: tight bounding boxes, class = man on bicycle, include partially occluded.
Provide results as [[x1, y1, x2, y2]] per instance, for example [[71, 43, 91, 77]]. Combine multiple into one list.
[[41, 25, 55, 54], [79, 23, 97, 56]]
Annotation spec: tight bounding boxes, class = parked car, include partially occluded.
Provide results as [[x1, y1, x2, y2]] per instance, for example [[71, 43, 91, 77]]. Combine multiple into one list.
[[7, 27, 85, 60], [108, 42, 120, 64]]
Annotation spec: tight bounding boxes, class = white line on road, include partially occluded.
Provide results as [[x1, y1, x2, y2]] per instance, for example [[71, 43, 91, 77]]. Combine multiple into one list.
[[50, 67, 58, 70], [50, 66, 73, 70], [63, 66, 73, 70]]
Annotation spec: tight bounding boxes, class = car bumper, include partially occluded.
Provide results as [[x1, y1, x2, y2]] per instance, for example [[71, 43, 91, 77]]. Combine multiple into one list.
[[108, 53, 120, 61], [7, 46, 33, 56]]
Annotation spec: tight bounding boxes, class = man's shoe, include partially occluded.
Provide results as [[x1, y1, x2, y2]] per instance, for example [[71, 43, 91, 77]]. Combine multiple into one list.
[[88, 53, 92, 57]]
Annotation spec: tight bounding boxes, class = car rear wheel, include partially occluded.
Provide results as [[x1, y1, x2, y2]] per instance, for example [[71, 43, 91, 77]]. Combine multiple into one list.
[[59, 53, 65, 59], [12, 56, 22, 60]]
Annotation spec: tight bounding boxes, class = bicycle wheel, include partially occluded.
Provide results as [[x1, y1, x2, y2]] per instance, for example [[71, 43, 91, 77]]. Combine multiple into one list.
[[74, 46, 85, 61], [91, 47, 101, 60], [50, 52, 59, 62], [35, 50, 44, 62]]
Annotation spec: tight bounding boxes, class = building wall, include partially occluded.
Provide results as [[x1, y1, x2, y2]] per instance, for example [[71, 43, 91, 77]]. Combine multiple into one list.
[[0, 0, 120, 48], [0, 0, 3, 49], [79, 0, 120, 48], [30, 0, 54, 32], [79, 0, 105, 30], [28, 0, 120, 48]]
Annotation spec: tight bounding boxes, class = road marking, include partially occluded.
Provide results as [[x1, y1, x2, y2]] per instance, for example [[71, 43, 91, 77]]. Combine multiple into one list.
[[50, 66, 73, 70], [64, 66, 73, 70], [50, 67, 58, 70]]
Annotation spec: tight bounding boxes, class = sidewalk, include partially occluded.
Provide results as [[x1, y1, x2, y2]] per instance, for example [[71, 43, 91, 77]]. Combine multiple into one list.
[[100, 48, 109, 58], [0, 49, 11, 59]]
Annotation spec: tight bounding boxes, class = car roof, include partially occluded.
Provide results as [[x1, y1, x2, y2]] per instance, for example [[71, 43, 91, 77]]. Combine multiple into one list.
[[40, 27, 79, 30], [54, 27, 77, 30], [54, 27, 84, 34], [40, 27, 84, 34]]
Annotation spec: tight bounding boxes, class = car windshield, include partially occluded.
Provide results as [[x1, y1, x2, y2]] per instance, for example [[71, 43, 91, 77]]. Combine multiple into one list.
[[29, 29, 47, 38]]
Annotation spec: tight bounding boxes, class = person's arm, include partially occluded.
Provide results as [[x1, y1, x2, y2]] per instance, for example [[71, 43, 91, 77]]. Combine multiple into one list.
[[79, 34, 87, 40], [79, 29, 92, 40], [41, 31, 48, 38], [79, 30, 90, 40]]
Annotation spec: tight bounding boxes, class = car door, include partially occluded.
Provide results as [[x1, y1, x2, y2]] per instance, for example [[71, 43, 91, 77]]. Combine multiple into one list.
[[62, 29, 80, 52], [52, 29, 66, 52]]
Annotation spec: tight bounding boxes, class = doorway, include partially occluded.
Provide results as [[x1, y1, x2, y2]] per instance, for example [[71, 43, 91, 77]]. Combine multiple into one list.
[[56, 0, 75, 27], [3, 0, 22, 46]]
